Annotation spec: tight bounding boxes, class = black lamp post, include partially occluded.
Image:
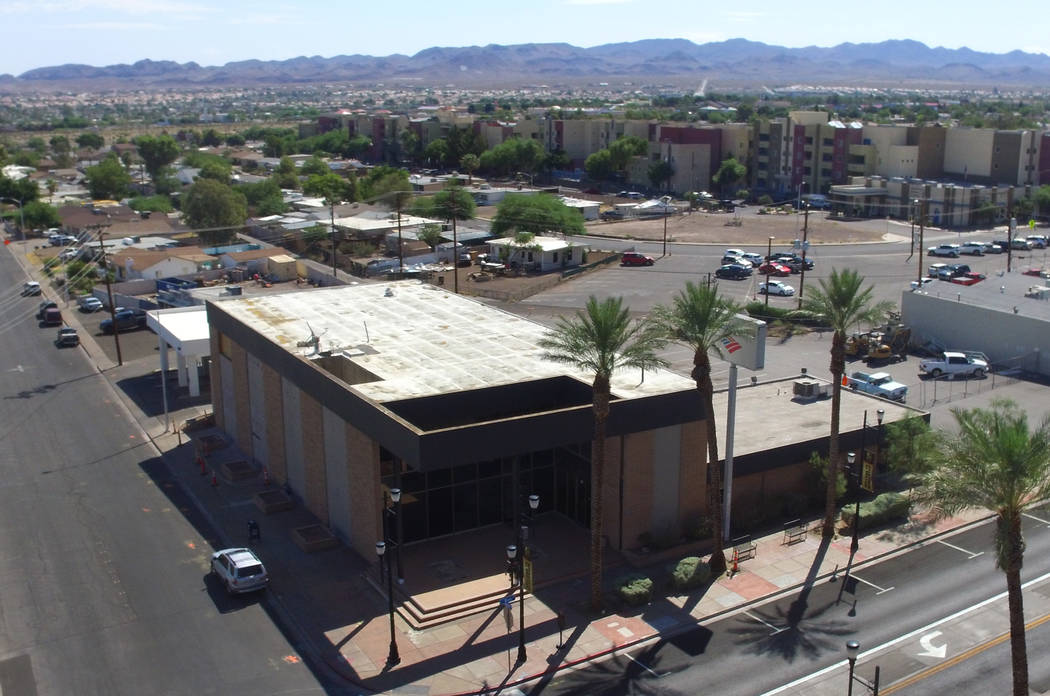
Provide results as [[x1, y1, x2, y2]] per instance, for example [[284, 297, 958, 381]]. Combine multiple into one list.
[[375, 541, 400, 666], [845, 640, 880, 695], [874, 408, 885, 474], [383, 487, 403, 583], [765, 236, 775, 308], [507, 493, 539, 664]]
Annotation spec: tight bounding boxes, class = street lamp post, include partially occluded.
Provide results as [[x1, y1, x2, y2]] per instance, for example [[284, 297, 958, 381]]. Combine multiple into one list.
[[874, 408, 885, 474], [845, 640, 881, 695], [765, 236, 775, 308], [375, 541, 400, 666], [507, 493, 539, 664], [914, 199, 926, 284], [383, 487, 404, 583], [797, 203, 810, 309]]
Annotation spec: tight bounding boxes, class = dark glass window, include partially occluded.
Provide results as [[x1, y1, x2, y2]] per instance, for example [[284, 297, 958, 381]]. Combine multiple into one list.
[[453, 482, 478, 531], [428, 487, 453, 537]]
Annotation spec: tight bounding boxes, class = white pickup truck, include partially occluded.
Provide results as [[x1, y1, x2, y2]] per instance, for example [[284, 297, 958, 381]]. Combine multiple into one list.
[[918, 351, 988, 378], [846, 371, 908, 402]]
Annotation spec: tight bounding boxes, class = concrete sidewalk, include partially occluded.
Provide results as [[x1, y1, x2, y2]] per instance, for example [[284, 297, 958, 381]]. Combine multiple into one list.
[[107, 352, 989, 696]]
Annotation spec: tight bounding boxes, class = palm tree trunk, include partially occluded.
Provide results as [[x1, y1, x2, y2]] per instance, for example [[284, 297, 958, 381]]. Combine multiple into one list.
[[1004, 513, 1029, 696], [693, 352, 726, 574], [590, 376, 611, 612], [823, 331, 846, 538]]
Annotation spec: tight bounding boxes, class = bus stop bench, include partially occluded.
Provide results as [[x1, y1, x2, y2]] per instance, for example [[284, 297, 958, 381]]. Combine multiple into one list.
[[783, 519, 809, 545], [733, 535, 757, 562]]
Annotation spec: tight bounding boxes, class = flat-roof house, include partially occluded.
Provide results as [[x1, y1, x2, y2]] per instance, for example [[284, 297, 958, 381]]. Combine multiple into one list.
[[111, 246, 216, 280], [487, 235, 587, 272]]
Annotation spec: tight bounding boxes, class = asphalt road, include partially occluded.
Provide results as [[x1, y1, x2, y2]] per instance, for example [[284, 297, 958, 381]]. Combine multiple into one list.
[[530, 505, 1050, 696], [0, 249, 329, 694]]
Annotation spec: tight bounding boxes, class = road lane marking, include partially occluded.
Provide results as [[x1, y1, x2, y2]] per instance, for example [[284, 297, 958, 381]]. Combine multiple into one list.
[[916, 630, 947, 658], [848, 573, 894, 594], [881, 612, 1050, 695], [1023, 512, 1050, 526], [625, 652, 662, 677], [937, 539, 984, 559], [759, 569, 1050, 695], [744, 611, 787, 635]]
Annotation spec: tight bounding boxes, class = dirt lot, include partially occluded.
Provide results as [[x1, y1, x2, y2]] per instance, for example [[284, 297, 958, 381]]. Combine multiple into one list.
[[585, 208, 890, 246]]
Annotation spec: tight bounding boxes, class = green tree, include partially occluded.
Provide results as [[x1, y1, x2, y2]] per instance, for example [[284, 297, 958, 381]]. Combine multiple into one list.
[[238, 179, 287, 216], [653, 283, 749, 575], [200, 129, 223, 147], [713, 157, 747, 196], [1011, 196, 1035, 223], [85, 154, 131, 200], [302, 172, 353, 203], [22, 200, 61, 229], [417, 223, 443, 248], [424, 139, 449, 167], [225, 133, 246, 147], [801, 269, 894, 537], [912, 400, 1050, 696], [1034, 185, 1050, 218], [76, 132, 105, 150], [300, 156, 329, 177], [359, 166, 411, 202], [459, 153, 480, 184], [647, 160, 674, 192], [538, 296, 667, 610], [49, 136, 71, 157], [491, 193, 586, 237], [198, 159, 232, 184], [884, 415, 940, 478], [432, 186, 476, 292], [182, 178, 246, 245], [26, 137, 47, 154], [584, 149, 614, 181], [135, 134, 180, 183], [607, 136, 648, 172], [478, 138, 543, 177]]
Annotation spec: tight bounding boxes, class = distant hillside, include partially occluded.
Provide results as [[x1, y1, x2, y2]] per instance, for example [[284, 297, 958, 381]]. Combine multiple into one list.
[[10, 39, 1050, 90]]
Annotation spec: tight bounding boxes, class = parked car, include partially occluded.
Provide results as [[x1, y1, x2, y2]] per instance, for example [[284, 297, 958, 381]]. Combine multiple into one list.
[[919, 351, 988, 378], [758, 280, 795, 296], [927, 244, 961, 258], [721, 254, 751, 267], [979, 242, 1003, 254], [939, 263, 971, 279], [600, 210, 623, 221], [621, 251, 655, 267], [910, 276, 936, 290], [958, 242, 985, 256], [1027, 235, 1048, 249], [100, 308, 148, 334], [714, 264, 752, 280], [55, 326, 79, 347], [210, 547, 269, 594], [78, 296, 104, 312], [771, 254, 814, 271], [927, 263, 951, 279], [617, 191, 645, 199], [950, 272, 986, 286], [736, 251, 764, 266], [846, 370, 908, 402], [21, 281, 41, 296], [757, 261, 791, 277]]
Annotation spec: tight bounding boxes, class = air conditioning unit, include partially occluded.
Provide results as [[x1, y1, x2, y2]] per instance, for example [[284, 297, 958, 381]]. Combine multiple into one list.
[[793, 378, 830, 400]]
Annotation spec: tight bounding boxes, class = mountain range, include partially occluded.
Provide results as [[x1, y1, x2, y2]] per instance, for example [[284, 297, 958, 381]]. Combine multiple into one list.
[[4, 38, 1050, 90]]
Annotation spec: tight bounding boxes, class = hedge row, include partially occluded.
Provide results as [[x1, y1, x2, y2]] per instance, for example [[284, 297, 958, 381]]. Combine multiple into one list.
[[615, 556, 714, 606]]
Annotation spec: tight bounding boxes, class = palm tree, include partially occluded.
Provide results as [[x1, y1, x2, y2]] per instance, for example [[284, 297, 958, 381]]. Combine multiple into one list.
[[801, 268, 893, 538], [912, 400, 1050, 696], [654, 282, 747, 575], [538, 296, 668, 611]]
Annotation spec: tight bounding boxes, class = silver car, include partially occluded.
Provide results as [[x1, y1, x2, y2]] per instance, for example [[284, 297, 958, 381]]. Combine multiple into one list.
[[210, 548, 269, 594]]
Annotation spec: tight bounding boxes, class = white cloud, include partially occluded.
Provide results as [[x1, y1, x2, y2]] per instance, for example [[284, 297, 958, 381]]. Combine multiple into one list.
[[60, 20, 161, 29], [565, 0, 632, 5]]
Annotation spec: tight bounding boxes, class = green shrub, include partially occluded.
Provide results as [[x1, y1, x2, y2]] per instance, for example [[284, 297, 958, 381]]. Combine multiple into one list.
[[683, 516, 712, 541], [615, 573, 654, 606], [841, 492, 911, 532], [758, 194, 774, 206], [668, 556, 712, 592]]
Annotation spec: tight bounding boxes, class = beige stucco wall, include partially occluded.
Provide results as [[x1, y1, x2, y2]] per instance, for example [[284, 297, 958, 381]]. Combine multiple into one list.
[[944, 128, 994, 178]]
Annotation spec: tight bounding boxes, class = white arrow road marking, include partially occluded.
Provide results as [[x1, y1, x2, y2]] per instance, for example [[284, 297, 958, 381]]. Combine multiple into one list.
[[7, 365, 24, 372], [937, 539, 984, 559], [917, 630, 948, 658]]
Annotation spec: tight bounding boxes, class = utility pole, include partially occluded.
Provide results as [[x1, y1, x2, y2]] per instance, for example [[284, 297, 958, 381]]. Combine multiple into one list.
[[765, 236, 774, 308], [915, 199, 926, 284], [330, 203, 338, 278], [1007, 215, 1016, 273], [97, 227, 123, 366], [797, 204, 810, 309], [662, 207, 668, 257]]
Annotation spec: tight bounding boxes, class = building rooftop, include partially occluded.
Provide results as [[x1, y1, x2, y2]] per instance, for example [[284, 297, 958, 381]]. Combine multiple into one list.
[[911, 270, 1050, 322], [216, 281, 696, 404]]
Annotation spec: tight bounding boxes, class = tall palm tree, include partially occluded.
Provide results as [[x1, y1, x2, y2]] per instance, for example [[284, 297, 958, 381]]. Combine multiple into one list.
[[538, 296, 667, 611], [801, 268, 893, 537], [654, 282, 747, 575], [912, 400, 1050, 696]]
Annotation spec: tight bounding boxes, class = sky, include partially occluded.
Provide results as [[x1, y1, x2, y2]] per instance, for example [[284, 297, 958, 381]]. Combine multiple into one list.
[[2, 0, 1047, 77]]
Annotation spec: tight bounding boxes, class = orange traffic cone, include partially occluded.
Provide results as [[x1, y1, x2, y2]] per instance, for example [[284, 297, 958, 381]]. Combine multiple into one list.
[[211, 471, 218, 487], [731, 548, 739, 576]]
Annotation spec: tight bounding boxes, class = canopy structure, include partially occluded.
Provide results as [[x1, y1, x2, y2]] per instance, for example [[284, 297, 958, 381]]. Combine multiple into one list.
[[146, 305, 211, 399]]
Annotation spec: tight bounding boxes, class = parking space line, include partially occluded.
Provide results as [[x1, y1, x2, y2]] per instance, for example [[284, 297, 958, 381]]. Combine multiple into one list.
[[937, 539, 984, 559], [744, 610, 787, 635], [625, 652, 663, 677], [1023, 512, 1050, 526], [848, 572, 894, 595]]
